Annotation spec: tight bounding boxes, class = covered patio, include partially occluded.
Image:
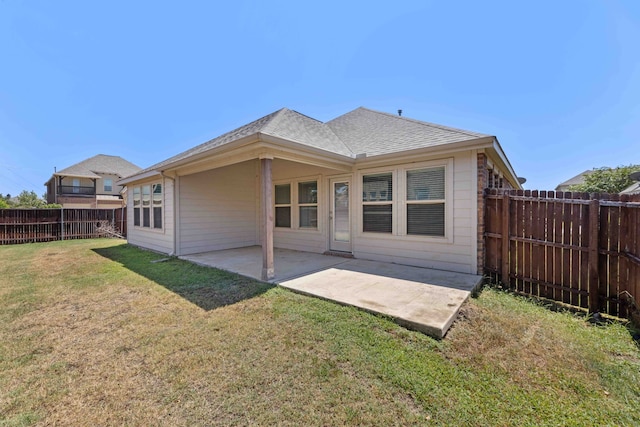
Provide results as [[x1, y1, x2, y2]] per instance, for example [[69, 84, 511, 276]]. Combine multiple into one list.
[[181, 247, 483, 338]]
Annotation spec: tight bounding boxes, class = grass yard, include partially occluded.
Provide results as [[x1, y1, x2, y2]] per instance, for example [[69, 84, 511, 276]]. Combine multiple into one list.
[[1, 239, 639, 426]]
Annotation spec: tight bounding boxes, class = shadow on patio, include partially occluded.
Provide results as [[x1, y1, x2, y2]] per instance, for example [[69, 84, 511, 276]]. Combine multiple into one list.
[[93, 244, 274, 311]]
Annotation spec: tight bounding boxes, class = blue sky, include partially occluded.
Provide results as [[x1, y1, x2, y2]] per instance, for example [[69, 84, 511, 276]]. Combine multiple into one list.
[[1, 0, 639, 197]]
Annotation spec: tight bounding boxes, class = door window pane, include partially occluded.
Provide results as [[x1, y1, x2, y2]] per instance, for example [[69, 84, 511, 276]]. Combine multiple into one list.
[[334, 182, 349, 242]]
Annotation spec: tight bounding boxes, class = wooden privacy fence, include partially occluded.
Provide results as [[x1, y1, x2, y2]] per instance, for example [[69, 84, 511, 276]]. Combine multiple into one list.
[[484, 189, 640, 320], [0, 208, 127, 245]]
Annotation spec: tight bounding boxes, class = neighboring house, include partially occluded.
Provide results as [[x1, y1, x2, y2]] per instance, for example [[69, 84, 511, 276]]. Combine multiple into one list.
[[45, 154, 141, 208], [119, 107, 521, 279], [555, 170, 593, 191], [621, 172, 640, 195]]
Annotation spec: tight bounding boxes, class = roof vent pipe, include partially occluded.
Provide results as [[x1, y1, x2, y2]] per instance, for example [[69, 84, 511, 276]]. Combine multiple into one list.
[[398, 109, 402, 116]]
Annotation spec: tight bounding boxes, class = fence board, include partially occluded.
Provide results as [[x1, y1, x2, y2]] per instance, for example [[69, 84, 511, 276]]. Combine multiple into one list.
[[0, 208, 127, 245], [484, 189, 640, 322]]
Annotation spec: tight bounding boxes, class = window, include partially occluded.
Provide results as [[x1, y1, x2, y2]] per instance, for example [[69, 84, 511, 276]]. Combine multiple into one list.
[[359, 160, 451, 239], [275, 184, 291, 228], [406, 167, 445, 236], [142, 185, 151, 227], [153, 183, 162, 229], [274, 179, 319, 230], [72, 179, 80, 194], [298, 181, 317, 228], [132, 182, 162, 229], [104, 179, 113, 192], [133, 187, 141, 226], [362, 173, 392, 233]]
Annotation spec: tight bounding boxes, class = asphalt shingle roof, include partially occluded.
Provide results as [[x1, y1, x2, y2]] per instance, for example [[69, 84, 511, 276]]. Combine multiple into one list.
[[327, 107, 489, 156], [132, 106, 491, 177], [56, 154, 141, 179]]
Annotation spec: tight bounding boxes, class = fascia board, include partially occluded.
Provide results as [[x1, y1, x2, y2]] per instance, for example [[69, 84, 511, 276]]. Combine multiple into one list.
[[117, 170, 162, 186], [354, 137, 495, 168]]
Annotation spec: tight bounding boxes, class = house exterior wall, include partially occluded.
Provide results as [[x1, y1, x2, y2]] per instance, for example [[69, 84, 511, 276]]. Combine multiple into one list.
[[177, 160, 259, 255], [126, 176, 175, 254], [124, 148, 509, 275], [95, 173, 125, 196], [271, 160, 337, 253], [351, 151, 477, 274]]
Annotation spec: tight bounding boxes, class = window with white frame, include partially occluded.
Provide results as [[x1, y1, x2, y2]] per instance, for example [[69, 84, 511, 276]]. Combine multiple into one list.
[[152, 183, 162, 229], [72, 178, 80, 193], [104, 178, 113, 192], [132, 183, 162, 229], [275, 184, 291, 228], [362, 172, 392, 233], [274, 179, 318, 230], [406, 166, 445, 236], [298, 181, 318, 228], [133, 187, 141, 226]]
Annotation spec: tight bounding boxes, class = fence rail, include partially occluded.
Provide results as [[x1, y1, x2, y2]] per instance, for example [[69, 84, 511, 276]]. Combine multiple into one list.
[[484, 189, 640, 321], [0, 208, 127, 245]]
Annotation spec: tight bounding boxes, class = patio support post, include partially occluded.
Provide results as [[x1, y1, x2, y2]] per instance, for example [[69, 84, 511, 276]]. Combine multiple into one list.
[[260, 157, 275, 281]]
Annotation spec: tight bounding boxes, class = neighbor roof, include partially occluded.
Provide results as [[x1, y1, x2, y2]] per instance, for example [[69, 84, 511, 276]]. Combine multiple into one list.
[[555, 170, 593, 191], [130, 107, 493, 179], [54, 154, 141, 179], [620, 181, 640, 195]]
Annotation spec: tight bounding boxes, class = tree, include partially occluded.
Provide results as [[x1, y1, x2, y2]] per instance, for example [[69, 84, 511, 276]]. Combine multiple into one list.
[[14, 190, 46, 208], [569, 164, 640, 193], [0, 198, 8, 209]]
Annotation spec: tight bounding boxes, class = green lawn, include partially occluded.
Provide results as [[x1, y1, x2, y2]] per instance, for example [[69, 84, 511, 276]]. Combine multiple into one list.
[[1, 239, 639, 426]]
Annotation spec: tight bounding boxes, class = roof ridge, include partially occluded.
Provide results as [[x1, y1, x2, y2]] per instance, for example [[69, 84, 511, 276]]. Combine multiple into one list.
[[260, 107, 290, 134], [264, 108, 355, 156], [356, 107, 490, 139]]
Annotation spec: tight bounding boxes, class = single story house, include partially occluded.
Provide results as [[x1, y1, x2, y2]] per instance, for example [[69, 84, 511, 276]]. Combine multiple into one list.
[[119, 107, 521, 280]]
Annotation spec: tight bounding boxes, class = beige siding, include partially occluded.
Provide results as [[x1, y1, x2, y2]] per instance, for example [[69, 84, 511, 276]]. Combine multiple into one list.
[[272, 159, 334, 253], [178, 161, 259, 255], [96, 173, 125, 196], [127, 177, 175, 254], [352, 152, 477, 274]]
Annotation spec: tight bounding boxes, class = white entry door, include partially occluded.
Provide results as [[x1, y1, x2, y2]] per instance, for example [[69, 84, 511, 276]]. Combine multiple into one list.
[[330, 178, 351, 252]]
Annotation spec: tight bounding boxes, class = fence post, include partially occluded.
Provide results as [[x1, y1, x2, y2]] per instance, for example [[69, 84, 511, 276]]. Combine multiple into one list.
[[588, 199, 600, 313], [61, 208, 65, 241], [501, 192, 511, 286]]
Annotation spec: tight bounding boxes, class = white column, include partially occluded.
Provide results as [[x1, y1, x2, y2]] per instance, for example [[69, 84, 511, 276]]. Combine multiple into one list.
[[260, 157, 275, 280]]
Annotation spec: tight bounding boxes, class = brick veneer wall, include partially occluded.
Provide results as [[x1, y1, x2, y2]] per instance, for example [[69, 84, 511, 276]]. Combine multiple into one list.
[[476, 153, 488, 275]]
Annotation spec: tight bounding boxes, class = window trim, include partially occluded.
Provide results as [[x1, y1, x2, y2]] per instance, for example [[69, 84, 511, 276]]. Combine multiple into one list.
[[357, 158, 453, 243], [131, 180, 164, 231], [273, 176, 321, 232], [405, 165, 446, 237], [362, 172, 393, 234]]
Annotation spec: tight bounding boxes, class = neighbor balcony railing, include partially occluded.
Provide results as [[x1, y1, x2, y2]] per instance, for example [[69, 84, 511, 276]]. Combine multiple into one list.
[[58, 185, 96, 196]]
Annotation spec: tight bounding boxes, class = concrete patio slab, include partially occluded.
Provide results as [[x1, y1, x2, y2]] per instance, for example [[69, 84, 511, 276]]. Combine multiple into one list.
[[181, 247, 483, 338]]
